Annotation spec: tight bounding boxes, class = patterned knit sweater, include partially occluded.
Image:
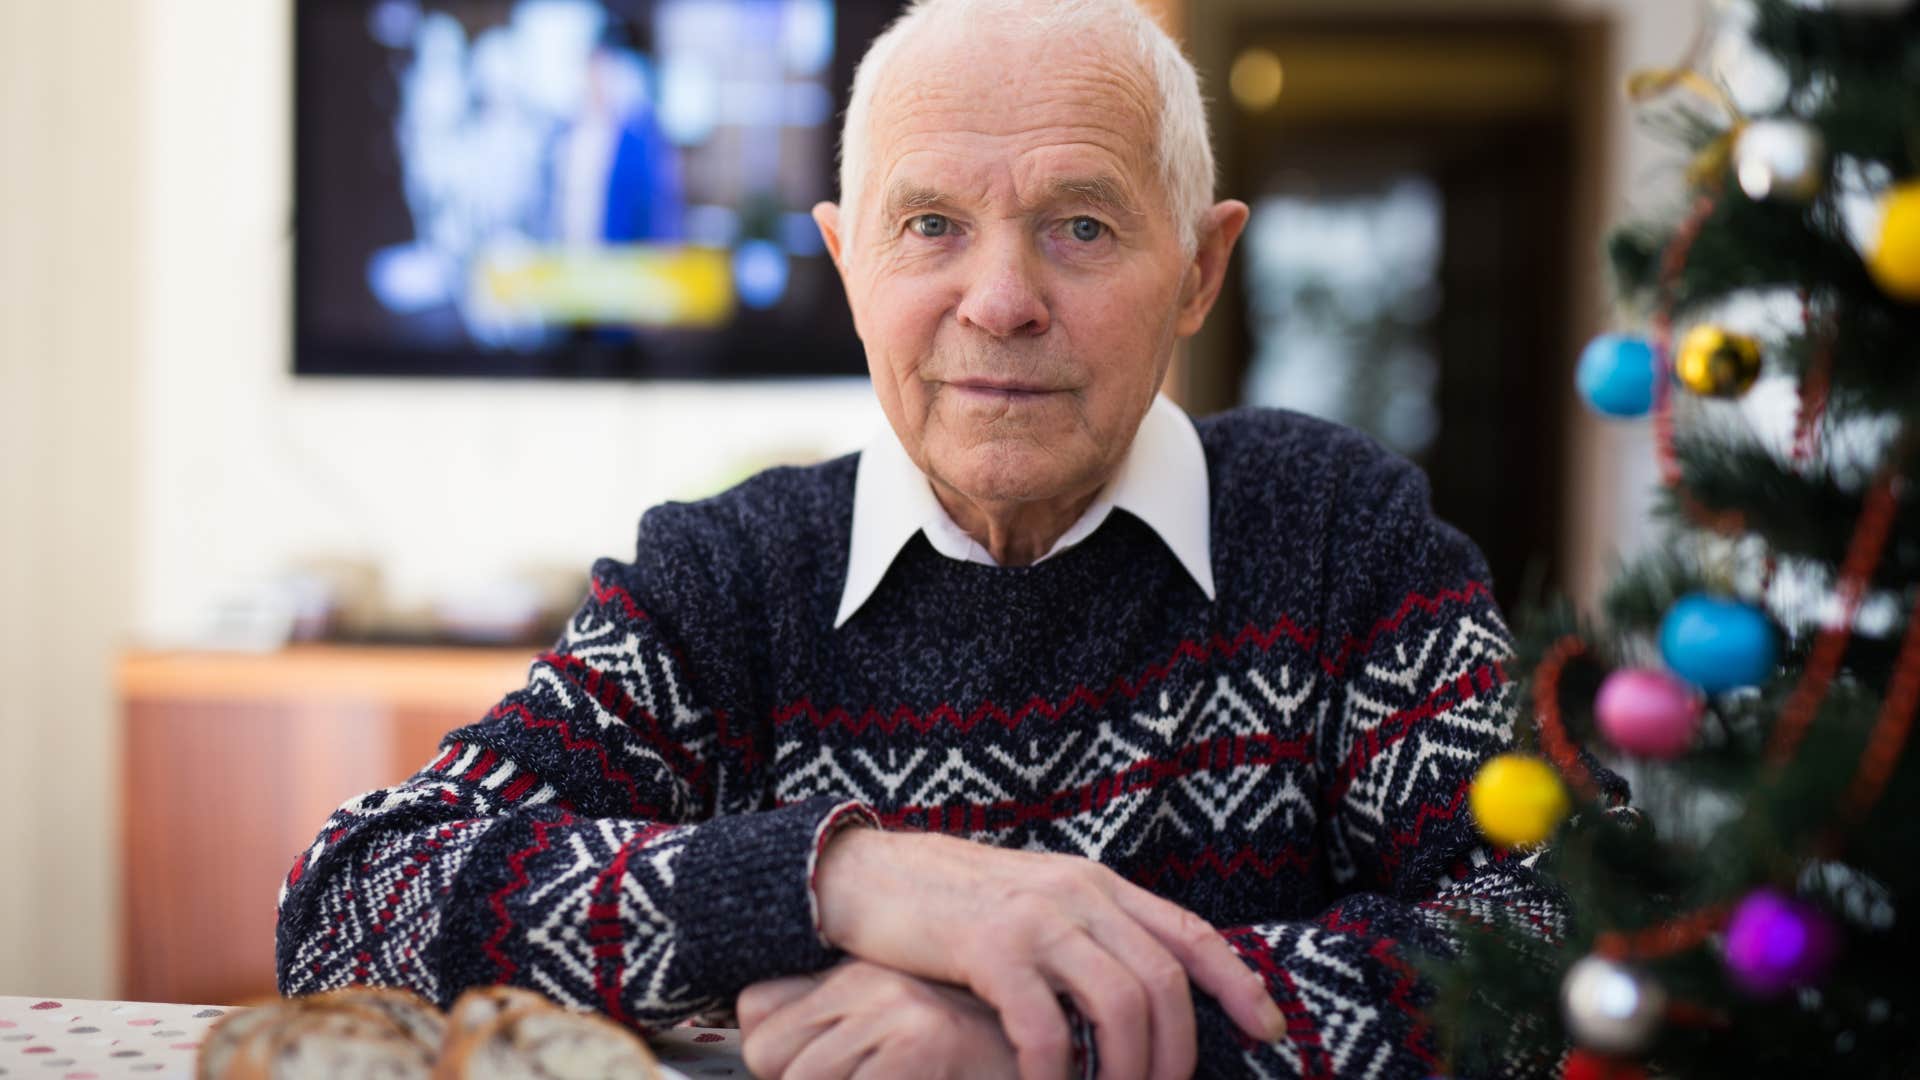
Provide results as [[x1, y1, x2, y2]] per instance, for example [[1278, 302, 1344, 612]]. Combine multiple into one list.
[[276, 406, 1610, 1077]]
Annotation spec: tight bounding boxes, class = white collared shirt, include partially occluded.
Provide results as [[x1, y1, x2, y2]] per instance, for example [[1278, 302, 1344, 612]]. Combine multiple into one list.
[[835, 393, 1215, 628]]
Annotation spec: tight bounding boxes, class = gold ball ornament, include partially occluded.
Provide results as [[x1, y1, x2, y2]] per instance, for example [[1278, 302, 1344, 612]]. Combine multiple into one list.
[[1470, 753, 1570, 849], [1867, 180, 1920, 303], [1674, 324, 1762, 398]]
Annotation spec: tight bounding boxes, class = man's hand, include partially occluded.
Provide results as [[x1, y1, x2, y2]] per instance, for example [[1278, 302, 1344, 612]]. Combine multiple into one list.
[[738, 960, 1019, 1080], [813, 829, 1286, 1080]]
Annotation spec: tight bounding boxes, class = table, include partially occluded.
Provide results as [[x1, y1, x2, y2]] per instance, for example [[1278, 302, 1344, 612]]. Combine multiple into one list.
[[0, 996, 747, 1079]]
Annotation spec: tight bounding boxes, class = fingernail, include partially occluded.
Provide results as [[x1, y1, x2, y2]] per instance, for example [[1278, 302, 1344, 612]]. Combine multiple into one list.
[[1262, 999, 1287, 1042]]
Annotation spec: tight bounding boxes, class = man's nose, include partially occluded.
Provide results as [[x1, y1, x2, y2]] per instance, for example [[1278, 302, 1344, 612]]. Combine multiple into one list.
[[954, 235, 1050, 338]]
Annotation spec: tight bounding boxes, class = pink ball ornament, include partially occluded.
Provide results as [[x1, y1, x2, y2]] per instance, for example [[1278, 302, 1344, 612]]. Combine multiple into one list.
[[1594, 668, 1702, 759], [1724, 888, 1838, 997]]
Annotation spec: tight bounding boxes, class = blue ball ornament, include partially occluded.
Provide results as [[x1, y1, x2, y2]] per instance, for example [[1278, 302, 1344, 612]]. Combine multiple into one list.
[[1658, 593, 1778, 693], [1576, 334, 1657, 417]]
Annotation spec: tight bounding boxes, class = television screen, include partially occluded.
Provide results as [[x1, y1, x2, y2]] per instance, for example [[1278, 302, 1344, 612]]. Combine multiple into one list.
[[295, 0, 899, 378]]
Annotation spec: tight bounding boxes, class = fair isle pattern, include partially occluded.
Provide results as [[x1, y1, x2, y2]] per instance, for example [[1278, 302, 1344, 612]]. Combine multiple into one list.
[[1215, 861, 1574, 1080], [1324, 604, 1519, 890], [280, 815, 493, 1004], [276, 407, 1614, 1077], [275, 738, 722, 1028], [480, 814, 710, 1028], [772, 646, 1326, 883]]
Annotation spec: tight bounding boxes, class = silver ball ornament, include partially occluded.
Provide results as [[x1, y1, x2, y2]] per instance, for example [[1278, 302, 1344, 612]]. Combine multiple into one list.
[[1735, 120, 1826, 203], [1561, 955, 1668, 1055]]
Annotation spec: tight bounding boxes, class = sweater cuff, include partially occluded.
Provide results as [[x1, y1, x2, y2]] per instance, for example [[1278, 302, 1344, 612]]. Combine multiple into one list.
[[668, 795, 879, 993]]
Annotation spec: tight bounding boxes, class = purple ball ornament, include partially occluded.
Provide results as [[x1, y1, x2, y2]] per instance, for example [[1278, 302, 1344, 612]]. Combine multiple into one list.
[[1594, 668, 1703, 759], [1724, 888, 1839, 997]]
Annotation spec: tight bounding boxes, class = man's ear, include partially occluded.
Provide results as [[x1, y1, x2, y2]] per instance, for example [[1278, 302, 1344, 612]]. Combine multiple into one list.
[[812, 201, 848, 275], [1175, 199, 1249, 338]]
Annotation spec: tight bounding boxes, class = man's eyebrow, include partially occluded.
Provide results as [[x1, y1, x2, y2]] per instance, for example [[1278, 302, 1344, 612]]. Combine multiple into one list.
[[879, 176, 1147, 221], [1033, 176, 1145, 220], [881, 181, 953, 220]]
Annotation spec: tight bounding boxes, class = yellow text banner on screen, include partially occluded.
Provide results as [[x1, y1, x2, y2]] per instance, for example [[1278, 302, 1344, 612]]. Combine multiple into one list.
[[473, 245, 735, 328]]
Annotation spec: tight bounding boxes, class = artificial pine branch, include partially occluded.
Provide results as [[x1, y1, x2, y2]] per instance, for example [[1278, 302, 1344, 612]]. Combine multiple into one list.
[[1430, 1, 1920, 1075]]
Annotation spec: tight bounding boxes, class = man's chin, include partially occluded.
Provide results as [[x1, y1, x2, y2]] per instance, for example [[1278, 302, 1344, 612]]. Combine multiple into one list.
[[927, 441, 1093, 508]]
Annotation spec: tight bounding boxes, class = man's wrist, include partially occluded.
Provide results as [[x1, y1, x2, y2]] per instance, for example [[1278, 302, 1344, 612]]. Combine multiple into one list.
[[814, 823, 886, 949]]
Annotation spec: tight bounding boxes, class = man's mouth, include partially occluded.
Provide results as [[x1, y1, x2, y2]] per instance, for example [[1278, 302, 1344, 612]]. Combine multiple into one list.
[[946, 379, 1060, 400]]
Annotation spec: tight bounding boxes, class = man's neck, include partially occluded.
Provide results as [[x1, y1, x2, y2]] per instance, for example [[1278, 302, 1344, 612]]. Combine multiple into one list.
[[928, 476, 1104, 567]]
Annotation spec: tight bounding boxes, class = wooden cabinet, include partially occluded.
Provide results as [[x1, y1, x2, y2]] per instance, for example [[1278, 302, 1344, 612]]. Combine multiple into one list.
[[117, 647, 534, 1005]]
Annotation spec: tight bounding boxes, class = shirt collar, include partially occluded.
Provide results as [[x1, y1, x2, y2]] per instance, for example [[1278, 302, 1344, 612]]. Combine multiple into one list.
[[834, 393, 1214, 628]]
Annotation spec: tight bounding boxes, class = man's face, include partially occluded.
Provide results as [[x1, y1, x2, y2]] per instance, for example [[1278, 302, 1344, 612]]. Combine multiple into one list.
[[815, 24, 1226, 508]]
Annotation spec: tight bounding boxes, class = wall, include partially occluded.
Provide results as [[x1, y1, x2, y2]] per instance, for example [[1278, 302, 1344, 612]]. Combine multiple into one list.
[[1553, 0, 1688, 607], [0, 1, 141, 995]]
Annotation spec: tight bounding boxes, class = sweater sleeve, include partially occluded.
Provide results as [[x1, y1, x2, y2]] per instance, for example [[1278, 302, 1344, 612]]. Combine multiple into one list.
[[274, 510, 878, 1030], [1188, 465, 1625, 1078]]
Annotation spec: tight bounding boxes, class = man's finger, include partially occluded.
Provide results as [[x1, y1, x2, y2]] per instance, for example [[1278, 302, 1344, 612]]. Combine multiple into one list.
[[1112, 885, 1287, 1044], [738, 973, 824, 1033], [779, 1015, 882, 1080], [851, 1046, 925, 1080], [1080, 901, 1198, 1080], [740, 982, 842, 1078], [971, 964, 1075, 1080], [1038, 930, 1152, 1080]]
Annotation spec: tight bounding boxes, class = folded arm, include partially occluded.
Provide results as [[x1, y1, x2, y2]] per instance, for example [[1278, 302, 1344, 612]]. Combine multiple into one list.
[[275, 516, 871, 1030]]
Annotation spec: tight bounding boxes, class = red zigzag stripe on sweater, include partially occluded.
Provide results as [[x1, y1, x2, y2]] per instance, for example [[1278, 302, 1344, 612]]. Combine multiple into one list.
[[583, 578, 766, 775], [487, 703, 661, 818], [1318, 581, 1495, 678], [590, 574, 650, 623], [536, 652, 712, 799], [485, 812, 576, 983], [1377, 777, 1475, 877], [771, 582, 1496, 737]]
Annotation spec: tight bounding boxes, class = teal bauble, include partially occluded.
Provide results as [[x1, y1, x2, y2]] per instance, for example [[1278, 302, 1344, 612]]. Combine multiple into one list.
[[1658, 593, 1778, 693], [1576, 334, 1657, 417]]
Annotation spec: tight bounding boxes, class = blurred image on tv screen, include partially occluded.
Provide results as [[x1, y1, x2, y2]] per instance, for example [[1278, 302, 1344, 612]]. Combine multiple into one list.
[[297, 0, 891, 378]]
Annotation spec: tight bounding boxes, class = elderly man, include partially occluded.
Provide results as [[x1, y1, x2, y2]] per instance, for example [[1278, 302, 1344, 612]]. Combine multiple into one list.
[[277, 0, 1602, 1076]]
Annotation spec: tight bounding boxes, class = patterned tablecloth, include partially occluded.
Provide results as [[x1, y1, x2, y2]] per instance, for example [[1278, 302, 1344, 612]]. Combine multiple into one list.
[[0, 996, 746, 1079]]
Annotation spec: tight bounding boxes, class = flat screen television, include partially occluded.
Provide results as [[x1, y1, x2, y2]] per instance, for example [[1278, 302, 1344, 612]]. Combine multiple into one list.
[[295, 0, 901, 378]]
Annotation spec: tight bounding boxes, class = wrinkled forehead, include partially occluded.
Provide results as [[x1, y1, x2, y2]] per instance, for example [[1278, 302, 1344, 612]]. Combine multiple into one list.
[[861, 20, 1163, 216]]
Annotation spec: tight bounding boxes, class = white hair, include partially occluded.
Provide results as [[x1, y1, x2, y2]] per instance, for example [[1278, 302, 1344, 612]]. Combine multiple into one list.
[[836, 0, 1215, 254]]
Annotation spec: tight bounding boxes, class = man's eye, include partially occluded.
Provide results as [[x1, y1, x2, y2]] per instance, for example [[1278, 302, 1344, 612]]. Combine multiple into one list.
[[1067, 216, 1107, 243], [908, 214, 951, 238]]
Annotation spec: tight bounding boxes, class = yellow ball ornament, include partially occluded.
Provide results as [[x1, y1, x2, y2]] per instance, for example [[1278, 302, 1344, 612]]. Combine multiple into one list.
[[1867, 180, 1920, 303], [1674, 324, 1762, 398], [1469, 753, 1570, 849]]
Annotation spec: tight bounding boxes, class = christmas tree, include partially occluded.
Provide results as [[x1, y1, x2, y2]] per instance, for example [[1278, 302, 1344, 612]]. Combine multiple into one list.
[[1429, 2, 1920, 1077]]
